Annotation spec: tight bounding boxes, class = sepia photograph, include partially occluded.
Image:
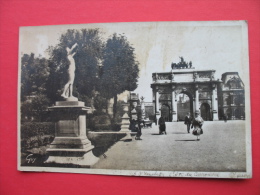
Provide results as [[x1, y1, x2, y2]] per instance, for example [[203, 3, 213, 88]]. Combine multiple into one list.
[[18, 21, 251, 178]]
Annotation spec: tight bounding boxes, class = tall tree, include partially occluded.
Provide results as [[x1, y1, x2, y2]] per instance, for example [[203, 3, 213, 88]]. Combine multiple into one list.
[[21, 94, 50, 121], [20, 53, 51, 121], [47, 29, 104, 102], [100, 34, 139, 119], [21, 53, 50, 101]]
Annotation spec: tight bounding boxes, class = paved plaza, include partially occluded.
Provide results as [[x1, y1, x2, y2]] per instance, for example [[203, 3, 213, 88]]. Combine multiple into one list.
[[93, 121, 247, 172]]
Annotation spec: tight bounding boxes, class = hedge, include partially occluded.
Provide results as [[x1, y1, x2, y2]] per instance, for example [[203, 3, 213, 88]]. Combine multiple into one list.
[[92, 123, 121, 132], [21, 122, 55, 139]]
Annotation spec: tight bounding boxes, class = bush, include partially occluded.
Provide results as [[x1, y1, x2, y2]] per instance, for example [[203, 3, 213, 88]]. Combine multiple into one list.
[[111, 123, 121, 131], [92, 123, 121, 132], [87, 113, 121, 131], [21, 122, 55, 150], [21, 94, 51, 122], [21, 122, 55, 139]]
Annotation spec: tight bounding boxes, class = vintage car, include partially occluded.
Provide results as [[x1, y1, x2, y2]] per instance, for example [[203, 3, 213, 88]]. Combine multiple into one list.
[[141, 119, 153, 128]]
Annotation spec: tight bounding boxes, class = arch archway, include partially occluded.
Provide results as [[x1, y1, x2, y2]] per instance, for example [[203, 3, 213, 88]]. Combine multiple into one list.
[[225, 108, 231, 120], [161, 104, 171, 122], [224, 97, 231, 106], [200, 103, 211, 121], [177, 91, 193, 121], [234, 108, 241, 119]]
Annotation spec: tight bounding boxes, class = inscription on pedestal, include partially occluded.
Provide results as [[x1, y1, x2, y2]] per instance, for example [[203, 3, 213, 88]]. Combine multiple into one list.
[[57, 120, 79, 137], [46, 101, 98, 167]]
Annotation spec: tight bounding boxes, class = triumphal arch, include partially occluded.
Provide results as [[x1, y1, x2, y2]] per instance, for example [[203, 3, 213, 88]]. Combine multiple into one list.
[[151, 67, 221, 122]]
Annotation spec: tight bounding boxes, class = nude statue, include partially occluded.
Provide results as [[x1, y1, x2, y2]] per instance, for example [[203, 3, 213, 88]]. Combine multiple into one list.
[[61, 43, 78, 99]]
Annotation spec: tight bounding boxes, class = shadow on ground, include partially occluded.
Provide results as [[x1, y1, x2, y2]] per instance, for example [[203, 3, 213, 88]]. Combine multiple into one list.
[[175, 139, 198, 141], [20, 133, 127, 168]]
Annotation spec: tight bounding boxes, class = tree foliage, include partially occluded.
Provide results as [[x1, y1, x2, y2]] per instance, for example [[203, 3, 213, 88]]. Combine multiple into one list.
[[20, 30, 140, 122], [100, 33, 139, 118], [47, 29, 104, 101], [21, 53, 50, 100], [21, 94, 50, 122], [20, 54, 51, 122], [93, 95, 108, 114]]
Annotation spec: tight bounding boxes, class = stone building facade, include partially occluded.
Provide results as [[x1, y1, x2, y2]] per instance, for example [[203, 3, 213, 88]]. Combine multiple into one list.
[[149, 69, 245, 122], [217, 72, 245, 120]]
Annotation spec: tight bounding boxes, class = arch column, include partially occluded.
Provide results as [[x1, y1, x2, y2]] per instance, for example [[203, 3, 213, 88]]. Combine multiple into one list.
[[155, 87, 161, 122], [152, 87, 156, 112], [195, 84, 200, 111], [171, 86, 177, 122], [212, 83, 219, 120], [230, 92, 234, 106]]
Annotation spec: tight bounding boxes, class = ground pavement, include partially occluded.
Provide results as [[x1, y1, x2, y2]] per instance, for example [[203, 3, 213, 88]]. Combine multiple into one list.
[[92, 121, 247, 172]]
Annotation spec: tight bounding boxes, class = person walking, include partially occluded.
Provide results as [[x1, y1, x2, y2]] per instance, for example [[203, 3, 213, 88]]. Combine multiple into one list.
[[158, 116, 166, 135], [129, 104, 143, 140], [184, 112, 192, 133], [129, 115, 142, 140], [191, 110, 204, 141], [135, 118, 143, 140]]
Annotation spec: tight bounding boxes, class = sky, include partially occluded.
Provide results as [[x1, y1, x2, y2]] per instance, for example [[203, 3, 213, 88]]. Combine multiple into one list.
[[19, 21, 249, 102]]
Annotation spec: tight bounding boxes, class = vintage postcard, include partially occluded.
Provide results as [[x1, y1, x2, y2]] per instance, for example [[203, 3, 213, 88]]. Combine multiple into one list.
[[18, 21, 252, 178]]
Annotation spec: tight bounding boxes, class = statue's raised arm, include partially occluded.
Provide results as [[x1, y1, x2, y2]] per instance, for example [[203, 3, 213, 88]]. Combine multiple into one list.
[[66, 43, 78, 55], [61, 43, 78, 101]]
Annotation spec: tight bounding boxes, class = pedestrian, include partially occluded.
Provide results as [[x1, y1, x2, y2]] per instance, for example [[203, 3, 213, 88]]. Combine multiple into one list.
[[129, 115, 142, 140], [191, 110, 204, 141], [135, 118, 143, 140], [129, 110, 144, 140], [129, 102, 144, 140], [184, 112, 192, 133], [158, 116, 166, 135]]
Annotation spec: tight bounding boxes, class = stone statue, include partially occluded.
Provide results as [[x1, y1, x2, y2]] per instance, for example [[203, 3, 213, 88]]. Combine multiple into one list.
[[189, 61, 192, 68], [171, 70, 174, 81], [61, 43, 78, 100], [155, 73, 158, 81], [172, 57, 190, 69], [140, 96, 145, 119], [193, 72, 198, 81], [179, 56, 184, 63], [211, 72, 215, 80]]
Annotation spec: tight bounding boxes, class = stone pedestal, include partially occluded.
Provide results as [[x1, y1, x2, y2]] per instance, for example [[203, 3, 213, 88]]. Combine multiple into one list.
[[45, 101, 99, 167], [120, 112, 132, 141], [140, 97, 146, 120], [119, 101, 132, 141]]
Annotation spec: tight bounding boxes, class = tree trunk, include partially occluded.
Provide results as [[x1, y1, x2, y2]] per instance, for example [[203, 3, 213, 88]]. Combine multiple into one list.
[[105, 99, 109, 114], [113, 94, 118, 120]]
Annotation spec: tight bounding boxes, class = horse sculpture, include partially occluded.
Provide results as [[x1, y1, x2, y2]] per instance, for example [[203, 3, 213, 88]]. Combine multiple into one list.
[[171, 56, 192, 69]]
